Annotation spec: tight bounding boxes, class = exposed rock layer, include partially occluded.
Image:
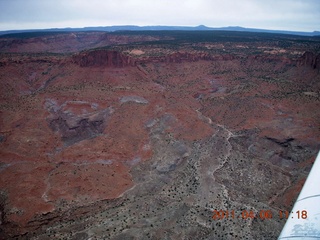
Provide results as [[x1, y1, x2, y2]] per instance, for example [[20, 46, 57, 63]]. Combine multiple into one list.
[[73, 48, 320, 70]]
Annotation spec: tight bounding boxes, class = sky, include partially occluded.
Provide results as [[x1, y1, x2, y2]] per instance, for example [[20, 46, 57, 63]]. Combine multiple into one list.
[[0, 0, 319, 32]]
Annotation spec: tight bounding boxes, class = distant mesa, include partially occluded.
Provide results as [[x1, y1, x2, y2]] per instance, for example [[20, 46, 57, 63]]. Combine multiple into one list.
[[0, 25, 319, 36]]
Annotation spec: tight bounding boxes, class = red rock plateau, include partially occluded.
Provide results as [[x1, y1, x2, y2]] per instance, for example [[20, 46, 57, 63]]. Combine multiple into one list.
[[0, 31, 319, 239]]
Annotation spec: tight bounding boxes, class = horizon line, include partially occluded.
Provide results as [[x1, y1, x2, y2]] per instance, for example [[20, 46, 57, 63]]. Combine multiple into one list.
[[0, 25, 319, 35]]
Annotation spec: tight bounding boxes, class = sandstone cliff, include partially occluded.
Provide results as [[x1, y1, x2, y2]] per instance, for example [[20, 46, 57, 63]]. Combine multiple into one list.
[[297, 51, 320, 69], [73, 49, 136, 67], [72, 48, 320, 71]]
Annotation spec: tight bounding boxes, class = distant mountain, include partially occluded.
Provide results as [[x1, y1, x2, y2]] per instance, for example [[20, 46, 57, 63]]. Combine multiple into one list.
[[218, 26, 320, 36], [0, 25, 319, 37]]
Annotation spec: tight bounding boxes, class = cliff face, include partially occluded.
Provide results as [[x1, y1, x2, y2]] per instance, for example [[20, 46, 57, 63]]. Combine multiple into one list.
[[297, 51, 320, 69], [73, 50, 136, 67], [73, 49, 318, 70], [73, 49, 237, 68]]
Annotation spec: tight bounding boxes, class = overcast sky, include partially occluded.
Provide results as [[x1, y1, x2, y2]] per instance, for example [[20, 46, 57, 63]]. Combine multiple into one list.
[[0, 0, 319, 32]]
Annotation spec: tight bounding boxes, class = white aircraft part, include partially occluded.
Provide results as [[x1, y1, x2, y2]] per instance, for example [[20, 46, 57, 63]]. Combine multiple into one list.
[[279, 151, 320, 239]]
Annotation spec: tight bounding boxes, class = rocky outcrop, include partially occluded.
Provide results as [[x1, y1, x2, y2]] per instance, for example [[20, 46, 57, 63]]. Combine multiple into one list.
[[297, 51, 320, 69], [73, 49, 237, 68], [46, 99, 114, 146], [49, 115, 106, 146], [73, 49, 136, 67], [73, 48, 308, 69], [120, 95, 149, 104]]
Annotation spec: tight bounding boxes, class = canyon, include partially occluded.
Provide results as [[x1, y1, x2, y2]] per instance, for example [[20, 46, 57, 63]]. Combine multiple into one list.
[[0, 31, 319, 239]]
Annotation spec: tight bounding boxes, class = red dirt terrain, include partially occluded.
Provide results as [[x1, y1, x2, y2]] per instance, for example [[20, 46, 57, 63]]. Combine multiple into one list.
[[0, 31, 319, 239]]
